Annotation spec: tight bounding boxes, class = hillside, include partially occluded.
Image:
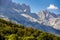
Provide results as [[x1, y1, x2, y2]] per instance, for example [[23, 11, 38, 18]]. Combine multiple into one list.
[[0, 19, 60, 40]]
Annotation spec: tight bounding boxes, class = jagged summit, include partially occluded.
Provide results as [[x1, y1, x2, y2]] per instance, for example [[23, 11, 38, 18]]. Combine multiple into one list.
[[38, 10, 58, 20]]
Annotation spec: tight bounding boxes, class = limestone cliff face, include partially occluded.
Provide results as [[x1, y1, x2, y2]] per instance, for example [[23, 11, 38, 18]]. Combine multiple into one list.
[[37, 10, 60, 30]]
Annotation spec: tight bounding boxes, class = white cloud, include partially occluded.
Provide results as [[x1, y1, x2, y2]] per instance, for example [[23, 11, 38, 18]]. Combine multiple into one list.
[[47, 4, 58, 10]]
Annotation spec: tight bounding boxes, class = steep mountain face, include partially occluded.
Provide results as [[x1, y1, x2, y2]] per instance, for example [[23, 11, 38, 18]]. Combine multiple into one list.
[[33, 10, 60, 35], [37, 10, 60, 30], [0, 0, 60, 35]]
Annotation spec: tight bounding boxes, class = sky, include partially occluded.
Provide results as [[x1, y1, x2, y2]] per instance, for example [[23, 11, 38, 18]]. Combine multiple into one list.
[[12, 0, 60, 14]]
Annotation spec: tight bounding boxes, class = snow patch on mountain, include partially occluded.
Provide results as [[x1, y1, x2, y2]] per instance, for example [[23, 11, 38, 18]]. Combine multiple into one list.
[[21, 14, 37, 22], [13, 8, 23, 13]]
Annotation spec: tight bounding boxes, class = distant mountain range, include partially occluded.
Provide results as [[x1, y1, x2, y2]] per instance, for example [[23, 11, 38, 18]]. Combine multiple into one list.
[[0, 0, 60, 36]]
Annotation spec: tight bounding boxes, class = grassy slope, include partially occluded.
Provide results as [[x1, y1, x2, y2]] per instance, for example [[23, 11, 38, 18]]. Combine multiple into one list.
[[0, 19, 60, 40]]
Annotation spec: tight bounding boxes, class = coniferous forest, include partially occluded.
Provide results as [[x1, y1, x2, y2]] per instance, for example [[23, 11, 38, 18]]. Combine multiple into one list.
[[0, 19, 60, 40]]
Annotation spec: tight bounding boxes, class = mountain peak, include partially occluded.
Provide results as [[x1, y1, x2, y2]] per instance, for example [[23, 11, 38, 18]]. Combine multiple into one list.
[[38, 10, 58, 19], [37, 10, 51, 20]]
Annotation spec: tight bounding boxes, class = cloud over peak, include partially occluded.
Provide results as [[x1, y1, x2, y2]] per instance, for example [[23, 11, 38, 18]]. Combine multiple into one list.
[[47, 4, 58, 10]]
